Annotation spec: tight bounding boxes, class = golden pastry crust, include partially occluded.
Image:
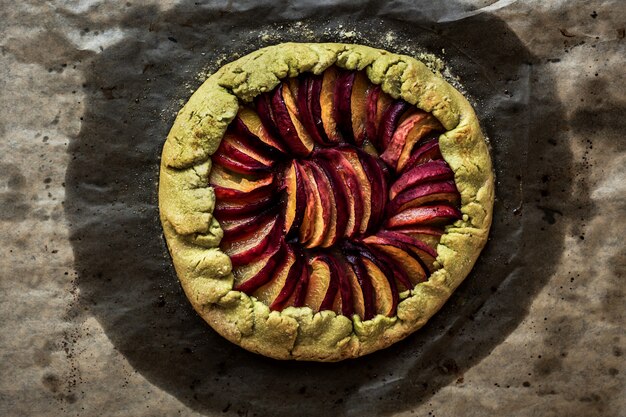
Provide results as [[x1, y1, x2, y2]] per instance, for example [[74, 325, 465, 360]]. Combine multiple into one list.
[[158, 43, 494, 361]]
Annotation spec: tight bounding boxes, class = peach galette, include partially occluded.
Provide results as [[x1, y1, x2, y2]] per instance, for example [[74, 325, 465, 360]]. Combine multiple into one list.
[[159, 43, 494, 361]]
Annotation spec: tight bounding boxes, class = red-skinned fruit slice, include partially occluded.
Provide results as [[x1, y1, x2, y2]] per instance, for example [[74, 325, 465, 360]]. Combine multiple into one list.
[[390, 160, 454, 200], [357, 149, 388, 233], [295, 162, 317, 244], [210, 163, 275, 201], [343, 255, 366, 319], [327, 254, 354, 316], [303, 254, 338, 313], [396, 115, 443, 171], [287, 261, 310, 308], [365, 245, 414, 291], [254, 93, 285, 150], [214, 193, 277, 220], [270, 248, 306, 311], [221, 214, 282, 266], [320, 66, 342, 143], [314, 148, 363, 237], [362, 235, 429, 285], [271, 82, 314, 157], [220, 210, 275, 243], [334, 70, 356, 141], [217, 131, 275, 168], [308, 162, 338, 248], [344, 252, 375, 320], [347, 241, 399, 316], [234, 108, 288, 155], [376, 230, 438, 272], [309, 75, 329, 144], [297, 75, 329, 145], [362, 258, 396, 317], [378, 101, 411, 152], [314, 157, 349, 243], [340, 146, 372, 235], [380, 111, 429, 168], [298, 161, 328, 248], [351, 72, 370, 145], [389, 226, 444, 251], [366, 86, 394, 146], [399, 138, 443, 173], [386, 204, 462, 229], [212, 152, 271, 175], [284, 161, 307, 236], [253, 244, 297, 306], [234, 240, 286, 293], [387, 181, 460, 214]]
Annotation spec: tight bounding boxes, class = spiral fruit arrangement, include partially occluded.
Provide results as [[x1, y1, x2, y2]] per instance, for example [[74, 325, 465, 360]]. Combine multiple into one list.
[[210, 66, 462, 320]]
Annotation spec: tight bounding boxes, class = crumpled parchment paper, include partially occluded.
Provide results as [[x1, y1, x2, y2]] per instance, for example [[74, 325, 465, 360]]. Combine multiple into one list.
[[0, 1, 624, 416]]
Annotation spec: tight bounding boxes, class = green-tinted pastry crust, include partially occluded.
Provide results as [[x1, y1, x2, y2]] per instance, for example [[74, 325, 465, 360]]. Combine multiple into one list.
[[158, 43, 494, 361]]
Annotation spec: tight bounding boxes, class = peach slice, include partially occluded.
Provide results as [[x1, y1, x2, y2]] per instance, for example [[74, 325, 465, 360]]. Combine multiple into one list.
[[234, 240, 286, 293], [236, 106, 288, 154], [376, 231, 438, 273], [298, 162, 328, 248], [380, 111, 429, 168], [390, 226, 444, 252], [398, 138, 443, 173], [386, 204, 462, 229], [315, 148, 363, 237], [221, 214, 281, 266], [212, 152, 270, 175], [387, 181, 460, 214], [362, 258, 395, 317], [341, 146, 372, 235], [282, 260, 310, 308], [362, 235, 428, 285], [297, 75, 329, 145], [220, 210, 275, 243], [379, 100, 410, 152], [314, 157, 349, 241], [344, 252, 375, 320], [389, 160, 454, 200], [210, 163, 274, 201], [365, 245, 413, 291], [284, 161, 306, 236], [320, 66, 342, 143], [271, 82, 315, 157], [304, 256, 338, 312], [295, 162, 316, 244], [270, 248, 306, 311], [351, 71, 370, 145], [309, 162, 338, 248], [214, 193, 277, 220], [366, 86, 393, 147], [396, 115, 443, 171], [357, 149, 389, 233], [253, 244, 297, 306]]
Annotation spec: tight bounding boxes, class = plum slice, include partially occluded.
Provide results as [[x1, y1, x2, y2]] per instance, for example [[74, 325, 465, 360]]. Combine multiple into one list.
[[320, 66, 342, 143], [209, 163, 275, 201], [334, 70, 356, 141], [221, 214, 282, 266], [234, 240, 286, 293], [297, 75, 330, 145], [386, 204, 462, 229], [399, 138, 443, 173], [271, 82, 315, 157], [390, 160, 454, 200], [351, 72, 370, 145], [237, 106, 288, 154], [283, 161, 307, 236], [387, 180, 460, 214]]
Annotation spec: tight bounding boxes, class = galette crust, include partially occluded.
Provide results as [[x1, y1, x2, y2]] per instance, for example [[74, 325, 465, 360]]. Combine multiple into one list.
[[159, 43, 494, 361]]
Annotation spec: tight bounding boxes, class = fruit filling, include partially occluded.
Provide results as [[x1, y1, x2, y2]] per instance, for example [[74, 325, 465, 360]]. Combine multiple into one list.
[[210, 67, 462, 320]]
